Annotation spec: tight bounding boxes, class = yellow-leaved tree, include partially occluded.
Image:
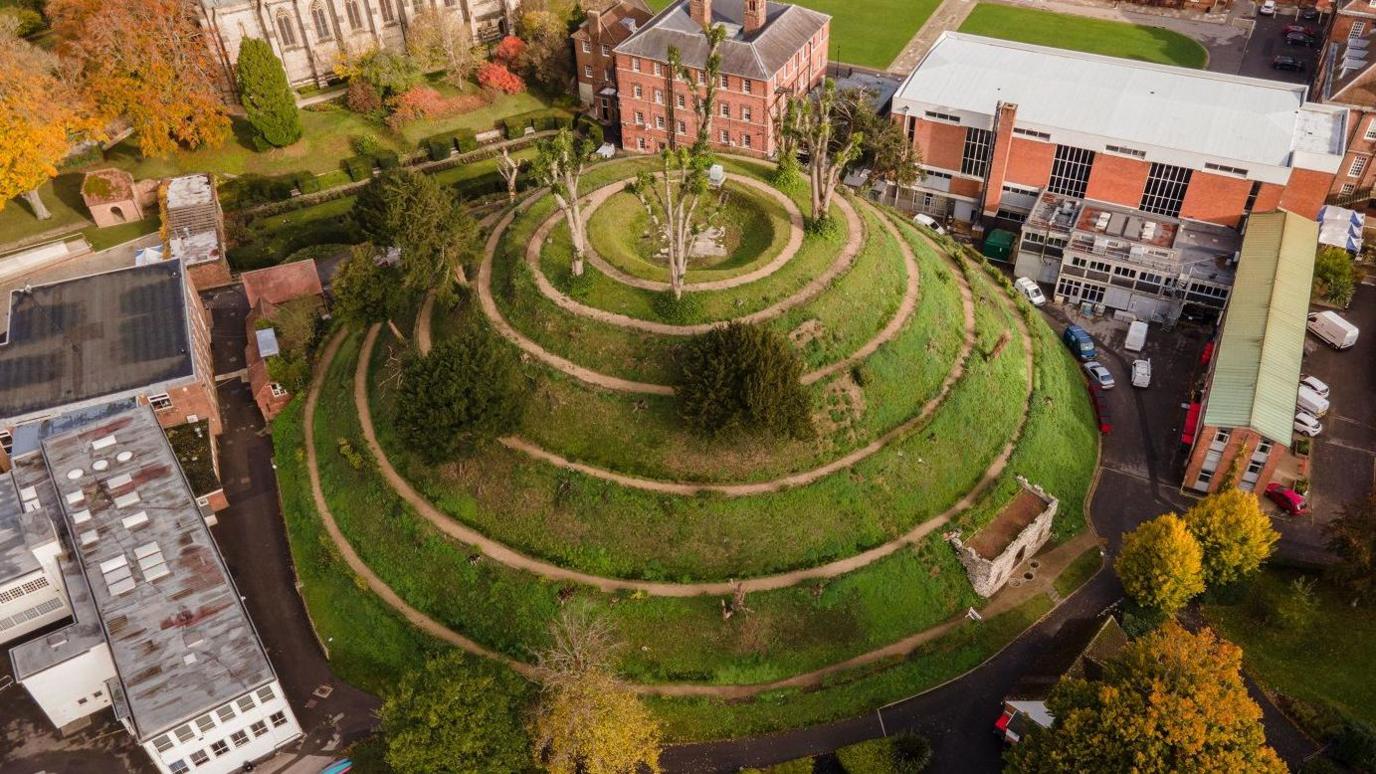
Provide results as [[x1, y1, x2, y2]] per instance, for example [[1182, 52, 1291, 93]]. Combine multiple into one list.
[[49, 0, 228, 158], [531, 608, 661, 774], [0, 22, 101, 218], [1008, 622, 1286, 773], [1115, 513, 1205, 615], [1184, 489, 1280, 586]]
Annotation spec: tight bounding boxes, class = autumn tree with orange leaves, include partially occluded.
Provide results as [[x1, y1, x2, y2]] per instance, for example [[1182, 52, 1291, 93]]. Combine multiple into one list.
[[1007, 622, 1285, 774], [0, 21, 101, 219], [49, 0, 228, 158]]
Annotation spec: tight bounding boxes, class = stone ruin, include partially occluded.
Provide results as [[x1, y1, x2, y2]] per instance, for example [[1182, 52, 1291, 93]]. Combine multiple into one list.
[[948, 477, 1058, 597]]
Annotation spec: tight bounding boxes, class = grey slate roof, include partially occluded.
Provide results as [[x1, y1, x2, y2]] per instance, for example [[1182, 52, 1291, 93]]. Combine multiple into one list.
[[615, 0, 828, 80], [40, 407, 276, 740], [0, 262, 195, 423]]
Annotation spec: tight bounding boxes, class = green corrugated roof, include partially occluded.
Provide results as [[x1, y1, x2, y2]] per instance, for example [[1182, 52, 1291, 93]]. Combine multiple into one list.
[[1202, 211, 1318, 445]]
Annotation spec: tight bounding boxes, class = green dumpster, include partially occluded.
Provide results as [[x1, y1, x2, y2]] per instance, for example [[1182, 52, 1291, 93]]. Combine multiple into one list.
[[982, 229, 1015, 262]]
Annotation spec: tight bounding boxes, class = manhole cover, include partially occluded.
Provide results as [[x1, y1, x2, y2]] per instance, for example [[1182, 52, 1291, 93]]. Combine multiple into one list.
[[1023, 572, 1035, 580]]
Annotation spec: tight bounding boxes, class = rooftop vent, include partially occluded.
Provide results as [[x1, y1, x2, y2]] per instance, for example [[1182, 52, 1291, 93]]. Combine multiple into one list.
[[115, 451, 133, 464], [92, 435, 117, 451], [79, 529, 98, 546], [92, 460, 110, 472], [66, 468, 84, 481], [65, 491, 84, 506], [105, 472, 133, 489], [72, 509, 92, 525], [121, 511, 149, 530]]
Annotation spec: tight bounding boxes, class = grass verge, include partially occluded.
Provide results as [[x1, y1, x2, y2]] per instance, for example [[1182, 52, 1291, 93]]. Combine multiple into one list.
[[958, 4, 1208, 68]]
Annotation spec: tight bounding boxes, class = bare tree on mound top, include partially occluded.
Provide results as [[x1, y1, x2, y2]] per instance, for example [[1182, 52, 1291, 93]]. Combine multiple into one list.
[[630, 26, 726, 301], [784, 78, 863, 226]]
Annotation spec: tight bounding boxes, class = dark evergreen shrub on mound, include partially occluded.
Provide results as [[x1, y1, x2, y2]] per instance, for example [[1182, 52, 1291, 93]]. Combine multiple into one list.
[[676, 321, 813, 439]]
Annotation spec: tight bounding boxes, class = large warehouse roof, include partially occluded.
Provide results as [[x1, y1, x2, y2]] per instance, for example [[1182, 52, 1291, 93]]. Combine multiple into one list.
[[893, 33, 1346, 169], [1202, 210, 1318, 445]]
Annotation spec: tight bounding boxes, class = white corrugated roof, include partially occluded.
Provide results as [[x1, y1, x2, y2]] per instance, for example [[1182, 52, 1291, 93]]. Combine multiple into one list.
[[895, 33, 1344, 167]]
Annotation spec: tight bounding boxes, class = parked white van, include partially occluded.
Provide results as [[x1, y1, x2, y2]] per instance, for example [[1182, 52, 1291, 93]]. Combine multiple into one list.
[[1307, 311, 1359, 350], [1297, 384, 1330, 417], [1124, 321, 1148, 353], [1014, 277, 1046, 307]]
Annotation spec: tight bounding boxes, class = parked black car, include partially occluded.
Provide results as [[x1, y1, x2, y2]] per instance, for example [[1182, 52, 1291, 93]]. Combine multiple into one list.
[[1273, 55, 1306, 71], [1285, 31, 1317, 46], [1299, 4, 1320, 20]]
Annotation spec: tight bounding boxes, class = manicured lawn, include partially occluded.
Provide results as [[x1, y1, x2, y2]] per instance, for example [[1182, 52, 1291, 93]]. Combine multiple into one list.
[[958, 4, 1208, 68], [1203, 569, 1376, 729], [644, 0, 940, 69], [82, 218, 159, 251], [0, 174, 91, 250], [1053, 546, 1102, 598], [585, 185, 790, 283]]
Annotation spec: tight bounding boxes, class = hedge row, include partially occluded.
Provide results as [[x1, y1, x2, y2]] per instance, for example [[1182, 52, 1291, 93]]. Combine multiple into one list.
[[342, 150, 402, 182], [500, 108, 573, 139], [419, 128, 481, 161]]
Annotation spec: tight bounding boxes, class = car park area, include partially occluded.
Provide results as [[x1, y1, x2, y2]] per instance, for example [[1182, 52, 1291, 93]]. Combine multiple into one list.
[[1241, 11, 1323, 84]]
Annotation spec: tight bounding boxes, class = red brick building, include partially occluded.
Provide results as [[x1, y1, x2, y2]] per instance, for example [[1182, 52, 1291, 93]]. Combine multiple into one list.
[[240, 260, 326, 422], [1314, 0, 1376, 205], [614, 0, 829, 156], [886, 33, 1344, 322], [573, 0, 654, 127]]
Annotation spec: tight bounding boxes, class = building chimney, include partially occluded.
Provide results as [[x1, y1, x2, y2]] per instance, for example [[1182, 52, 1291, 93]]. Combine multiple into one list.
[[744, 0, 766, 35], [587, 6, 601, 31], [689, 0, 711, 28]]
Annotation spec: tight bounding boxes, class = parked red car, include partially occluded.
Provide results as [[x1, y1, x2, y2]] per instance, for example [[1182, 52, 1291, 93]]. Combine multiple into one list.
[[1284, 23, 1317, 35], [1265, 483, 1310, 516], [1087, 384, 1112, 434]]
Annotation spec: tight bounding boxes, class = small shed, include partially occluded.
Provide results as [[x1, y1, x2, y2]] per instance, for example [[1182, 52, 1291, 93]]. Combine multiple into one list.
[[81, 168, 146, 227], [949, 477, 1058, 597]]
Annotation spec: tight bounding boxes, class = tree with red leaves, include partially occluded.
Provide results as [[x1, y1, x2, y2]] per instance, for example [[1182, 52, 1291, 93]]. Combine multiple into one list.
[[477, 61, 525, 94]]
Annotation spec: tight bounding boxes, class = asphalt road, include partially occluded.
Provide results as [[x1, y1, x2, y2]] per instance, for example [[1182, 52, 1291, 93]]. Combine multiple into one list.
[[663, 307, 1320, 773]]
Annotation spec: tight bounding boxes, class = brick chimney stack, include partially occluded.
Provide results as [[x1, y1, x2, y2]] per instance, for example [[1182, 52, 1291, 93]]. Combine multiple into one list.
[[744, 0, 766, 35], [689, 0, 712, 27]]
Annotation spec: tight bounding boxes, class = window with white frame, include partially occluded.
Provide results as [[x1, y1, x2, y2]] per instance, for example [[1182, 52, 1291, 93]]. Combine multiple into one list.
[[676, 119, 686, 134], [310, 2, 331, 40], [1139, 162, 1192, 217], [0, 430, 11, 454], [720, 74, 729, 88], [153, 735, 175, 753], [677, 93, 685, 108], [270, 711, 289, 727], [275, 11, 297, 46], [173, 724, 195, 743], [655, 115, 664, 129], [742, 133, 752, 149], [215, 704, 236, 723], [720, 102, 730, 117], [1355, 20, 1370, 37], [345, 0, 363, 29], [169, 761, 189, 774], [584, 65, 592, 78], [637, 137, 647, 150], [741, 107, 752, 122], [720, 129, 730, 144], [236, 694, 257, 713], [256, 685, 276, 704], [743, 79, 752, 94], [251, 720, 270, 737], [601, 44, 609, 56], [582, 41, 590, 53], [1365, 120, 1376, 141], [1349, 155, 1369, 177], [633, 84, 642, 98], [211, 740, 230, 757], [148, 393, 173, 412], [1047, 145, 1094, 198], [1341, 183, 1357, 196], [653, 88, 663, 104], [653, 62, 662, 75], [634, 110, 644, 125], [632, 57, 641, 72], [190, 750, 210, 766], [231, 730, 250, 748]]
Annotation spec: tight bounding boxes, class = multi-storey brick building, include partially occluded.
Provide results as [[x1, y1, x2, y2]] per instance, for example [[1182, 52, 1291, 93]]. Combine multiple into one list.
[[1315, 0, 1376, 205], [196, 0, 517, 96], [614, 0, 829, 156], [573, 0, 653, 128], [887, 33, 1345, 321]]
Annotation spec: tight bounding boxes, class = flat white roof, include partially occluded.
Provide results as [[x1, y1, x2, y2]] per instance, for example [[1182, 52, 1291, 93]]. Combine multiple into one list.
[[894, 33, 1345, 168]]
